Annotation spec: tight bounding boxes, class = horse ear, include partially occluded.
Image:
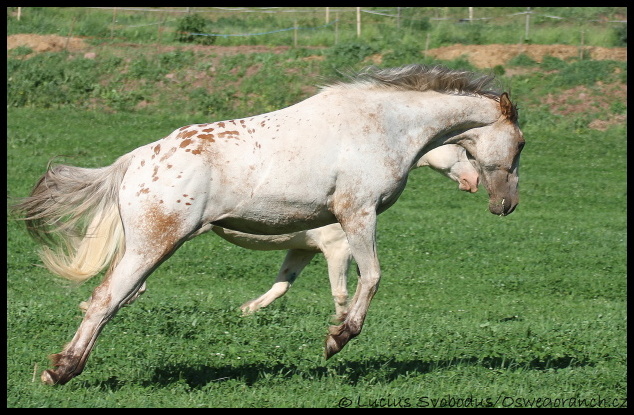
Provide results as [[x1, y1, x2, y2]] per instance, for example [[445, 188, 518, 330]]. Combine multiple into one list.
[[499, 92, 517, 121]]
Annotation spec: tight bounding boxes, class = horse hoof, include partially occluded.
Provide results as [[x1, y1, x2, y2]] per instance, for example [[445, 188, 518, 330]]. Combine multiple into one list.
[[324, 324, 346, 359], [41, 369, 60, 385], [239, 301, 258, 316], [324, 336, 341, 359]]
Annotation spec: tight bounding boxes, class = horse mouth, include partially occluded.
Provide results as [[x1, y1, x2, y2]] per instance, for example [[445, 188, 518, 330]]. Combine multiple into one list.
[[489, 197, 517, 216], [483, 168, 519, 216]]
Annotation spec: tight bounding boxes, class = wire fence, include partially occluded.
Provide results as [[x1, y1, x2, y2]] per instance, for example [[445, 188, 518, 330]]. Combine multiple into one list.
[[10, 7, 627, 49]]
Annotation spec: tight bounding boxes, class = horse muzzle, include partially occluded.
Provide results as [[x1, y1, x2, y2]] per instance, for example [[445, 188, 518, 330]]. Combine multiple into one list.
[[484, 170, 519, 216], [488, 196, 518, 216]]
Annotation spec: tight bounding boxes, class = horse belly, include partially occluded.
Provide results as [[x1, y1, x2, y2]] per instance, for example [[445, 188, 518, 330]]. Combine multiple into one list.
[[211, 197, 338, 236], [210, 226, 322, 251]]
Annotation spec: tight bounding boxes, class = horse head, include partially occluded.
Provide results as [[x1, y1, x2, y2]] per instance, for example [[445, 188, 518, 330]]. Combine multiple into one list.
[[455, 93, 525, 216]]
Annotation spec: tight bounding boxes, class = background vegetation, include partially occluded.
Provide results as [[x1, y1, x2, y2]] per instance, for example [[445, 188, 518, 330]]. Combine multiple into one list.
[[6, 7, 628, 49], [7, 7, 626, 408]]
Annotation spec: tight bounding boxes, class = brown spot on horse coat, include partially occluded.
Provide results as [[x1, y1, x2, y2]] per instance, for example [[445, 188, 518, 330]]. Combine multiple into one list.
[[160, 147, 177, 162], [177, 130, 198, 140], [218, 130, 240, 139], [141, 204, 184, 257], [197, 134, 215, 141]]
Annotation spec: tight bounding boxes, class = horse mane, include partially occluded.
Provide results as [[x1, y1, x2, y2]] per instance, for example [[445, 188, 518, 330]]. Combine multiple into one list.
[[323, 64, 502, 100]]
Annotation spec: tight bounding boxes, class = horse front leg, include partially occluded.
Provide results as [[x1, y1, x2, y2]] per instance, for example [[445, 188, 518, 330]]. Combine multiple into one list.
[[240, 249, 316, 315], [41, 253, 159, 385], [324, 209, 380, 359]]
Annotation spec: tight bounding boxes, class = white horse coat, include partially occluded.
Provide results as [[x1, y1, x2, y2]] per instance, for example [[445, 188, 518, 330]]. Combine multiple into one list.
[[82, 144, 478, 320], [15, 64, 524, 385]]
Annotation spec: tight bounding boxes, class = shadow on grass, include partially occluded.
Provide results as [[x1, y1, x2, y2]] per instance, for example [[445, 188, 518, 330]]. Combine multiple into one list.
[[83, 354, 593, 391]]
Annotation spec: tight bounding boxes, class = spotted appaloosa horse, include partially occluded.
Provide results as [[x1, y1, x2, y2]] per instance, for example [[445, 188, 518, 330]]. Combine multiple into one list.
[[14, 64, 524, 385], [79, 143, 479, 321]]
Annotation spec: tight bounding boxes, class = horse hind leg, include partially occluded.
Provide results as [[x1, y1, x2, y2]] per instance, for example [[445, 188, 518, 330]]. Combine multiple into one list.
[[42, 202, 197, 385], [240, 249, 316, 315], [41, 250, 162, 385]]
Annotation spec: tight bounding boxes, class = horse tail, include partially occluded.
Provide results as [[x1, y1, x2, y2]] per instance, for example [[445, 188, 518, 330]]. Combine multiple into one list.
[[12, 153, 134, 282]]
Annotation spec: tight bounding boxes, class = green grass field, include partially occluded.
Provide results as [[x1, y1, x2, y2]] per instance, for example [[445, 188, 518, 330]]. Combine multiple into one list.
[[7, 99, 626, 407], [6, 8, 627, 406]]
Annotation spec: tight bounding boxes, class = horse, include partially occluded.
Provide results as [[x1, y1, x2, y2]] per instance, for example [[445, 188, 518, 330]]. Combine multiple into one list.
[[78, 144, 479, 321], [13, 64, 524, 385]]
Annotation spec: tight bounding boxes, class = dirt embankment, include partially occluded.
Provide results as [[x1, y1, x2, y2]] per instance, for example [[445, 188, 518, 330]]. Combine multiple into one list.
[[8, 34, 627, 130], [8, 34, 89, 53], [7, 34, 627, 68], [424, 43, 626, 68]]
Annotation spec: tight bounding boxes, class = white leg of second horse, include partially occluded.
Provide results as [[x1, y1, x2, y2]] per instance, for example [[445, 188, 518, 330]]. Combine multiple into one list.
[[240, 249, 316, 314], [324, 209, 381, 359], [322, 238, 352, 322]]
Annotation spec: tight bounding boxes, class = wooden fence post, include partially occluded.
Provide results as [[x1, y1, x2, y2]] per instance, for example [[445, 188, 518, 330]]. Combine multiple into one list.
[[524, 7, 531, 41], [110, 7, 118, 41], [335, 12, 339, 45], [424, 32, 430, 58], [579, 29, 585, 60], [65, 15, 77, 50]]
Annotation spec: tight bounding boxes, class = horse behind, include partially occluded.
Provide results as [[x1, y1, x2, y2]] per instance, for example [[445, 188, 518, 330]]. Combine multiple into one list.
[[13, 64, 524, 385]]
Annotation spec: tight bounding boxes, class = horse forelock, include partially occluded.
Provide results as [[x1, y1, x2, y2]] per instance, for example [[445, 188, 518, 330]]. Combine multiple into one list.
[[323, 64, 502, 100]]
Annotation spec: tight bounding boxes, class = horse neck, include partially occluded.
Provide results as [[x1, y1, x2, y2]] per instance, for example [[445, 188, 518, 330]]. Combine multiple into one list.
[[405, 93, 500, 160]]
